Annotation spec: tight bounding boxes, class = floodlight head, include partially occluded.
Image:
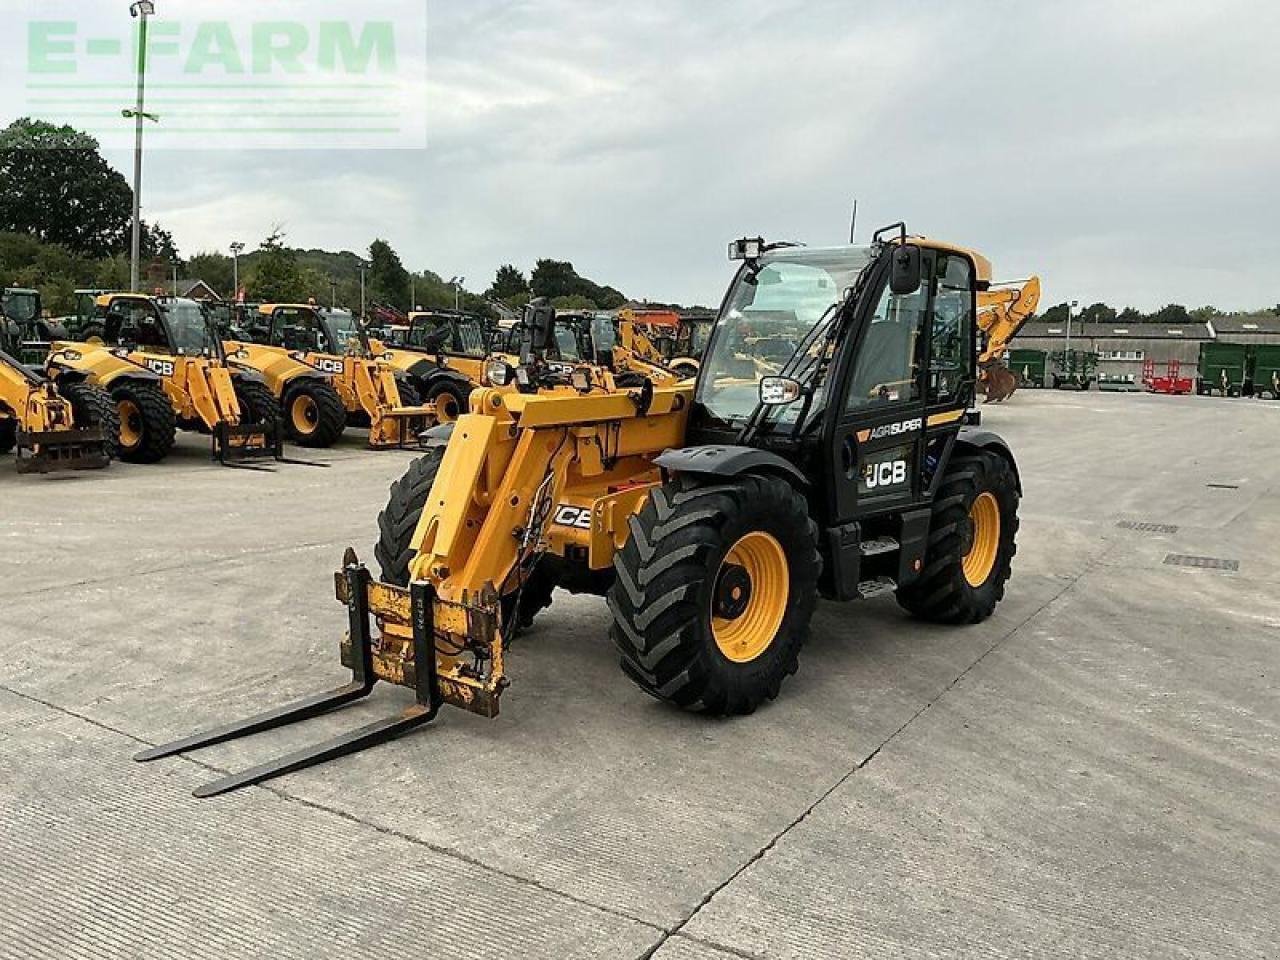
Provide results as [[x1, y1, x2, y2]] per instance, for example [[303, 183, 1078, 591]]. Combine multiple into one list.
[[130, 1, 155, 18]]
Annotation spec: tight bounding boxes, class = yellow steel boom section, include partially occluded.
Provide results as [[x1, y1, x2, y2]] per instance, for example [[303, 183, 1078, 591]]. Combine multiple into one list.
[[978, 277, 1042, 365], [346, 377, 692, 718]]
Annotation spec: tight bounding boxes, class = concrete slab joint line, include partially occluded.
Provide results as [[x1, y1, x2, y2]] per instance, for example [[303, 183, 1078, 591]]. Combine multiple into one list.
[[636, 557, 1098, 960]]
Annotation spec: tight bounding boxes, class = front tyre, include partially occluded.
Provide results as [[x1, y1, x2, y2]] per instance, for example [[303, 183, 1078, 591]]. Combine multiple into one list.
[[60, 381, 120, 460], [283, 379, 346, 448], [609, 474, 821, 716], [896, 451, 1019, 625], [112, 380, 176, 464]]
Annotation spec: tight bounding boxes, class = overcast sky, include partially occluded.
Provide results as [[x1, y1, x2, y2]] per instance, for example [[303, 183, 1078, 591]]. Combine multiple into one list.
[[14, 0, 1280, 310]]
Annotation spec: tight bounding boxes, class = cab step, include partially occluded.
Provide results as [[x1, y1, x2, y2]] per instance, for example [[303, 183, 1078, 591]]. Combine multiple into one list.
[[860, 537, 899, 557], [857, 576, 898, 600]]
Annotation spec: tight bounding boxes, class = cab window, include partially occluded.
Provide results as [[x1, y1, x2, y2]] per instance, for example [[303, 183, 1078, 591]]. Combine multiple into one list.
[[929, 255, 975, 404], [844, 277, 929, 411]]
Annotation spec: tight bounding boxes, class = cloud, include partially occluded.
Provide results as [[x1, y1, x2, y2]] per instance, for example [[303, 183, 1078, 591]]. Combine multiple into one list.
[[20, 0, 1277, 311]]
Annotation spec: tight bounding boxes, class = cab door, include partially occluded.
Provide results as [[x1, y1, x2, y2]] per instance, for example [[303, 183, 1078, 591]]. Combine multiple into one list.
[[826, 250, 936, 524]]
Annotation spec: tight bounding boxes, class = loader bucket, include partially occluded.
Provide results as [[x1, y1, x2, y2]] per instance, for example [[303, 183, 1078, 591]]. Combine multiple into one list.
[[15, 427, 110, 474]]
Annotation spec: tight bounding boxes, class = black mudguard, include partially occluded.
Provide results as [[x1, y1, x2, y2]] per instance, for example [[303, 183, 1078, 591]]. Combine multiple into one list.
[[956, 426, 1021, 492], [654, 445, 809, 487]]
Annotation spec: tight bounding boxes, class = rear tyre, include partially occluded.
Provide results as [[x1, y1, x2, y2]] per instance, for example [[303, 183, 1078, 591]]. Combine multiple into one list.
[[609, 475, 821, 715], [671, 362, 700, 380], [0, 419, 15, 455], [896, 451, 1019, 625], [111, 380, 176, 464], [283, 379, 345, 448], [426, 379, 470, 424], [61, 381, 121, 460]]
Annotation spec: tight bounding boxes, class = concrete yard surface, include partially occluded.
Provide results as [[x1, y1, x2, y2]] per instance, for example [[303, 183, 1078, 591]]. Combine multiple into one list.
[[1, 392, 1277, 959]]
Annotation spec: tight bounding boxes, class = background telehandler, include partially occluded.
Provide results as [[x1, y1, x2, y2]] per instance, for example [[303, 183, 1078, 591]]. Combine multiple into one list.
[[138, 225, 1022, 797], [368, 309, 494, 423], [232, 304, 434, 449], [46, 294, 282, 466], [0, 320, 114, 474]]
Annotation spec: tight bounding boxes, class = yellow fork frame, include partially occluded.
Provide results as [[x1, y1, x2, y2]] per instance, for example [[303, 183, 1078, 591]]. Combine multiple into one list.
[[343, 381, 693, 717]]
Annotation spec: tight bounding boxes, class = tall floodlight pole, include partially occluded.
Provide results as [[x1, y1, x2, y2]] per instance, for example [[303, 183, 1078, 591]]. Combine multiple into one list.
[[450, 276, 465, 311], [230, 241, 245, 299], [359, 263, 369, 318], [1066, 299, 1079, 354], [127, 2, 156, 293]]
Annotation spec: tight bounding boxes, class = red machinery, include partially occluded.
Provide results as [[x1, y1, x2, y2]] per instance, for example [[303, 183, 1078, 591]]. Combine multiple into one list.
[[1143, 358, 1194, 395]]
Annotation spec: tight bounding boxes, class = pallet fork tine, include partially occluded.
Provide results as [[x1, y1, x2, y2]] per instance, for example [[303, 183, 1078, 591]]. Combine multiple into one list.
[[134, 559, 442, 797]]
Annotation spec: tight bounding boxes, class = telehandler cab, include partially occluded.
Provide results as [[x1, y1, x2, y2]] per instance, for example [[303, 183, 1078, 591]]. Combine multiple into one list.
[[138, 225, 1021, 797], [0, 323, 114, 474], [46, 294, 284, 467], [231, 304, 434, 449]]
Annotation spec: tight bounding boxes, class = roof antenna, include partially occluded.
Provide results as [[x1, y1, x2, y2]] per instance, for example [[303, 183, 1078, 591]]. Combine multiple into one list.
[[849, 198, 859, 244]]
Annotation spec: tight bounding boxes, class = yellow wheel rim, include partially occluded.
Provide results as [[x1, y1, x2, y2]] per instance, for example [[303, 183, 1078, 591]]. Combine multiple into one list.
[[434, 393, 460, 424], [963, 492, 1002, 587], [118, 399, 142, 449], [291, 395, 318, 434], [712, 531, 789, 663]]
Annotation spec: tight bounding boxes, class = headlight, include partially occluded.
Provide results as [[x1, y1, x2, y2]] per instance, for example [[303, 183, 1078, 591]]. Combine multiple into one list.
[[486, 359, 513, 386], [571, 367, 593, 392], [515, 366, 532, 388]]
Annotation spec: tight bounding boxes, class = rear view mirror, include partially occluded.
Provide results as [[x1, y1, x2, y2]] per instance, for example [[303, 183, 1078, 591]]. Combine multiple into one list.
[[890, 245, 922, 295], [760, 376, 803, 406]]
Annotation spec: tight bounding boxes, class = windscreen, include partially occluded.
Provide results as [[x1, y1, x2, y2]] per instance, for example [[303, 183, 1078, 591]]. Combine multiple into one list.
[[696, 247, 872, 424]]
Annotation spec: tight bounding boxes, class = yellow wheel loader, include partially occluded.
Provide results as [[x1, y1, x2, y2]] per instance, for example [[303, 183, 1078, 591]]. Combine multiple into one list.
[[46, 294, 285, 467], [368, 310, 492, 424], [232, 304, 435, 449], [139, 225, 1022, 797], [977, 277, 1041, 403], [0, 326, 114, 473]]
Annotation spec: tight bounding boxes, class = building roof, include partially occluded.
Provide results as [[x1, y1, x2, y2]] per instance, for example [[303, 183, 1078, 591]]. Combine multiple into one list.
[[1209, 314, 1280, 335], [177, 279, 220, 300], [1016, 321, 1213, 341]]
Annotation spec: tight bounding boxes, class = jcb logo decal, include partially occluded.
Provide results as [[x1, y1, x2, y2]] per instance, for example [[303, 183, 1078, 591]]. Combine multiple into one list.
[[864, 460, 908, 490], [553, 505, 594, 530], [856, 418, 922, 444], [147, 359, 175, 377], [314, 358, 345, 374]]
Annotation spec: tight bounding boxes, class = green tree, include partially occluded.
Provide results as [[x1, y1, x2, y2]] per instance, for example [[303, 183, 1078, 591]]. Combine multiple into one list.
[[1117, 307, 1144, 323], [187, 252, 236, 299], [487, 264, 530, 302], [0, 119, 134, 258], [1150, 304, 1191, 325], [530, 258, 626, 309], [367, 238, 411, 312], [552, 294, 597, 310], [249, 230, 306, 302], [1080, 302, 1117, 325], [1038, 302, 1070, 325]]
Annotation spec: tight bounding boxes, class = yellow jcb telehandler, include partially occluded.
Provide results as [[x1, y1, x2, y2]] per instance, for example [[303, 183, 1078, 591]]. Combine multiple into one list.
[[977, 277, 1041, 403], [0, 324, 114, 473], [46, 294, 285, 467], [139, 225, 1022, 797], [368, 310, 492, 423], [231, 304, 435, 449], [616, 308, 715, 379]]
